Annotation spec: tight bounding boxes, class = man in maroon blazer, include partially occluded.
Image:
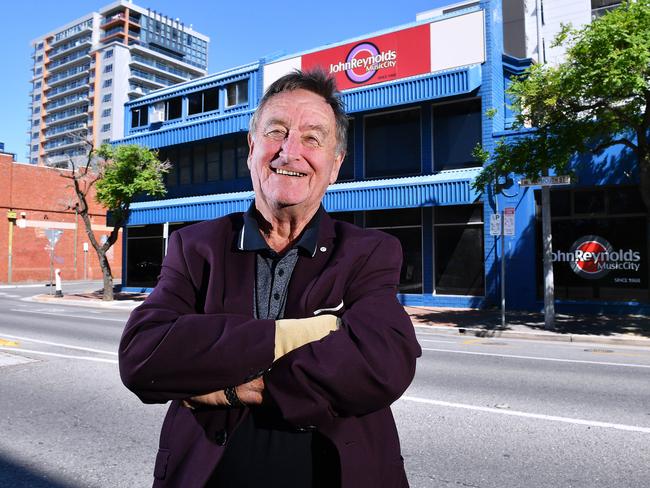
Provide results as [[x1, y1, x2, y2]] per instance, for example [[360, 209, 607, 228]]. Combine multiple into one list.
[[119, 70, 422, 488]]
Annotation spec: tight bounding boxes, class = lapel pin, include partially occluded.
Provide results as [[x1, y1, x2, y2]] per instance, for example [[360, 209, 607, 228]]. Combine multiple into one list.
[[319, 246, 327, 252]]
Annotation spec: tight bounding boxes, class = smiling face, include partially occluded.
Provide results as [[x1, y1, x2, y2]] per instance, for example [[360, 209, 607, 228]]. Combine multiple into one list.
[[247, 88, 344, 221]]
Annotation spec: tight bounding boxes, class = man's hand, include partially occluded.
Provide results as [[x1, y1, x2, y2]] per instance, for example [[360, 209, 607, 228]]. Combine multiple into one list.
[[184, 377, 265, 408]]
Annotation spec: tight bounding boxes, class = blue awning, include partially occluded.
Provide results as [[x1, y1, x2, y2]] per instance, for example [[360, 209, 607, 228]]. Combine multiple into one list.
[[127, 168, 481, 225]]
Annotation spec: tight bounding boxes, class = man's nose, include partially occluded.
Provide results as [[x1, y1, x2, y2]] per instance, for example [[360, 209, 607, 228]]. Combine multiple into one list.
[[279, 131, 302, 162]]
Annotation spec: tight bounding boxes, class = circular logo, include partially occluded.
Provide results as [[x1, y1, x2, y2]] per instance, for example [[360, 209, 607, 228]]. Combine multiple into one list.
[[345, 42, 379, 84], [568, 235, 612, 279]]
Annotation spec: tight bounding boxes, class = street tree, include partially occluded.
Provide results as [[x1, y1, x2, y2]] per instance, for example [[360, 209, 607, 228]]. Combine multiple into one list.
[[473, 0, 650, 328], [59, 141, 169, 300]]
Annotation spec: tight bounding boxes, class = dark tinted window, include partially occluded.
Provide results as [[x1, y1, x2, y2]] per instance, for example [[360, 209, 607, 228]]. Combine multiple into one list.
[[365, 109, 421, 178], [433, 99, 481, 171]]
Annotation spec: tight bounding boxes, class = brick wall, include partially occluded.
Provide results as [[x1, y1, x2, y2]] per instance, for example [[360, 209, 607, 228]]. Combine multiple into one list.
[[0, 153, 122, 284]]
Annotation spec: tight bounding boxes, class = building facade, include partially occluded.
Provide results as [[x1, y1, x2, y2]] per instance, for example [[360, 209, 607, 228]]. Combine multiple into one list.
[[28, 0, 209, 167], [113, 0, 647, 314], [0, 151, 122, 284]]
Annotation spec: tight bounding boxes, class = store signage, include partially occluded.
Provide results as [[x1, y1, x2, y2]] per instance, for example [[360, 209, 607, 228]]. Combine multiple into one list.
[[552, 235, 641, 280], [519, 175, 571, 187], [302, 24, 431, 91]]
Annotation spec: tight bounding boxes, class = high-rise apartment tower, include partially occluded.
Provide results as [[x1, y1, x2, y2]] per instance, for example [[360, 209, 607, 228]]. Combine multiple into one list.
[[28, 0, 209, 166]]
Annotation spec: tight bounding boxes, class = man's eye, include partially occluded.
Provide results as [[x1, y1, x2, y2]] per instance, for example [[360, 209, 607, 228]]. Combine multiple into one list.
[[265, 129, 286, 139], [304, 135, 321, 146]]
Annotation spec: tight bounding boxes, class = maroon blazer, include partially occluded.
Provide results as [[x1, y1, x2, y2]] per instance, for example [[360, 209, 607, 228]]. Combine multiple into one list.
[[119, 211, 422, 488]]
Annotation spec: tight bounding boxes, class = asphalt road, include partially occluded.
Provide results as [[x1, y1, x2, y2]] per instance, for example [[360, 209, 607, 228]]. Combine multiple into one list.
[[0, 285, 649, 487]]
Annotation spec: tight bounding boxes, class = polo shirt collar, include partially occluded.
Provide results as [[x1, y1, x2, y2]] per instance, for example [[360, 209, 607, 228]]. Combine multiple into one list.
[[237, 202, 323, 257]]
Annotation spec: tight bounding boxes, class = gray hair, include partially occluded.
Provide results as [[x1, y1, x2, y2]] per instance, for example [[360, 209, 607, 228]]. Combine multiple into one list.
[[249, 69, 348, 155]]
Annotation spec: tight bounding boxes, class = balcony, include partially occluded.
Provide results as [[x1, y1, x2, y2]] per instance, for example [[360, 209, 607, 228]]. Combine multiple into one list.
[[100, 26, 126, 43], [129, 55, 189, 83], [45, 120, 87, 138], [46, 78, 89, 101], [50, 20, 93, 47], [130, 43, 206, 76], [128, 84, 154, 98], [48, 51, 91, 73], [129, 68, 171, 88], [101, 12, 126, 28], [47, 64, 90, 88], [48, 36, 92, 61], [46, 93, 88, 112], [44, 138, 87, 153], [44, 105, 88, 125]]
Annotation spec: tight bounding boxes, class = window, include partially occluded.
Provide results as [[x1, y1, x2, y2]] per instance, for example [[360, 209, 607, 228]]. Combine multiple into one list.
[[33, 120, 40, 126], [188, 88, 218, 115], [591, 0, 622, 18], [34, 94, 41, 101], [365, 109, 421, 178], [433, 99, 481, 171], [34, 81, 41, 89], [101, 123, 111, 132], [33, 106, 40, 114], [36, 55, 43, 62], [179, 148, 191, 185], [225, 80, 248, 107], [131, 107, 148, 127], [539, 186, 647, 302], [126, 224, 164, 288], [31, 158, 38, 164], [104, 49, 113, 59], [102, 108, 112, 118], [102, 93, 112, 103], [32, 132, 38, 139], [159, 97, 182, 120], [338, 119, 355, 181], [104, 64, 113, 73], [35, 67, 42, 75], [103, 79, 113, 88], [32, 144, 39, 152], [366, 208, 423, 293], [434, 205, 484, 296]]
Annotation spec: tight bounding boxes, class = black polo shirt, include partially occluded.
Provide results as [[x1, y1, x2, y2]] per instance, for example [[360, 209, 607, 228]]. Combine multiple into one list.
[[208, 204, 339, 488]]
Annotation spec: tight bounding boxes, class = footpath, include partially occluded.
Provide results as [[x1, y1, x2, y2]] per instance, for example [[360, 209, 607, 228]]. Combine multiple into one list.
[[28, 289, 650, 347]]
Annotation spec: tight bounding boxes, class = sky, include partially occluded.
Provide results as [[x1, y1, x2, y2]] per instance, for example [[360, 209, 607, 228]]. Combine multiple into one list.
[[0, 0, 451, 160]]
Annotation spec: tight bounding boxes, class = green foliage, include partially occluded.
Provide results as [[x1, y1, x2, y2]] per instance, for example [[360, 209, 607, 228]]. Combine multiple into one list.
[[474, 0, 650, 204], [94, 144, 169, 224]]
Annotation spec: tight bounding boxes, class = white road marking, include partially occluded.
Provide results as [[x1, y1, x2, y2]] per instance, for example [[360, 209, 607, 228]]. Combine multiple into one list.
[[399, 396, 650, 434], [10, 308, 124, 322], [418, 339, 457, 344], [0, 347, 117, 364], [0, 333, 117, 356], [0, 293, 21, 298], [422, 347, 650, 369]]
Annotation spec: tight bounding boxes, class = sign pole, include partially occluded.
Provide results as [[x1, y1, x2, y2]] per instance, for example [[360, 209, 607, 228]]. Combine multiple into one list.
[[501, 210, 506, 328]]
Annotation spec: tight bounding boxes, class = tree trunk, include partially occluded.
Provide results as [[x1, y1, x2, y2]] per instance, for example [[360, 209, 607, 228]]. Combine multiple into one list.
[[541, 181, 555, 330], [98, 250, 114, 301]]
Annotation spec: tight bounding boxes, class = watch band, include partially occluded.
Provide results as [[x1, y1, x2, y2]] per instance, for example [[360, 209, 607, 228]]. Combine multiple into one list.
[[224, 386, 245, 407]]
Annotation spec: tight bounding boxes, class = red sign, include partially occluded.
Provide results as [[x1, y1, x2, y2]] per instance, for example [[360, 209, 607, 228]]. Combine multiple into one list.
[[302, 24, 431, 91]]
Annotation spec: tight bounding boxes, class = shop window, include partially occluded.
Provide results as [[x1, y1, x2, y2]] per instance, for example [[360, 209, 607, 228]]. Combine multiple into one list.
[[226, 79, 248, 107], [536, 185, 648, 302], [126, 224, 164, 288], [179, 148, 191, 184], [188, 88, 218, 115], [131, 106, 148, 128], [338, 119, 354, 182], [236, 139, 249, 178], [193, 145, 205, 183], [434, 204, 485, 295], [365, 208, 423, 294], [433, 99, 481, 171], [206, 142, 220, 181], [365, 109, 421, 178]]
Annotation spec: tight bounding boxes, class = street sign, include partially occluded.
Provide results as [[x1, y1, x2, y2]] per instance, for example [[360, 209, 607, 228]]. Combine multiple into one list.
[[490, 213, 501, 236], [503, 207, 515, 236], [45, 229, 63, 248], [519, 175, 571, 187]]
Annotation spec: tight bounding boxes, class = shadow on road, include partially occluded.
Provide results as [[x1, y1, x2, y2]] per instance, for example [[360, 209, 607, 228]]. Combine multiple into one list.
[[407, 307, 650, 338], [0, 451, 76, 488]]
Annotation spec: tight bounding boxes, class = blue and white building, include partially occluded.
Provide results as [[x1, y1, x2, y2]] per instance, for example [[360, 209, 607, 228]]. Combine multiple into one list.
[[114, 0, 647, 314]]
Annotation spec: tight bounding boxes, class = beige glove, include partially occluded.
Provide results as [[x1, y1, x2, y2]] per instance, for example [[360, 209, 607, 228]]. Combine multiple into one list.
[[274, 314, 340, 361]]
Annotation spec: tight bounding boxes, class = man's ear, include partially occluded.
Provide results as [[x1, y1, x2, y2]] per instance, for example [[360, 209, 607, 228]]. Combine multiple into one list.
[[247, 131, 254, 170], [329, 150, 345, 184]]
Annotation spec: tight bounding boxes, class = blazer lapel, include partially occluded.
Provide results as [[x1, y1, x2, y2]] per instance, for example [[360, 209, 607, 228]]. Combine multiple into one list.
[[284, 213, 337, 318]]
